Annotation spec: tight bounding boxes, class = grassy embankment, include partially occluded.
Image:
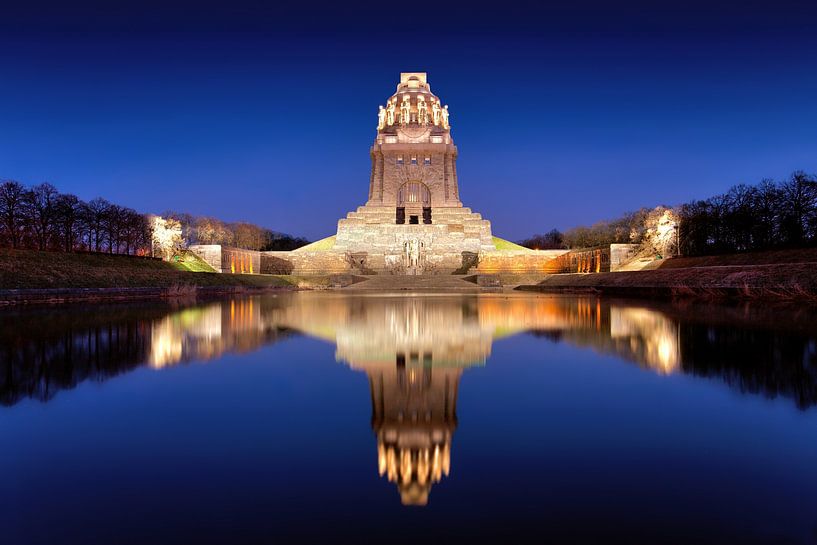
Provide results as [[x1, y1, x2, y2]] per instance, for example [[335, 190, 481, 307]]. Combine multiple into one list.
[[519, 248, 817, 300], [294, 235, 336, 251], [491, 236, 528, 251], [0, 249, 301, 291]]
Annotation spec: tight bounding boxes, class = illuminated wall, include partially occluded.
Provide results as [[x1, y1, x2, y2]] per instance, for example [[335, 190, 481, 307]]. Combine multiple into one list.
[[188, 245, 261, 274]]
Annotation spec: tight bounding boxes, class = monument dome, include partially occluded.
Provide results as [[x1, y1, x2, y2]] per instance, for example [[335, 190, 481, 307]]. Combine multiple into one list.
[[375, 72, 451, 142]]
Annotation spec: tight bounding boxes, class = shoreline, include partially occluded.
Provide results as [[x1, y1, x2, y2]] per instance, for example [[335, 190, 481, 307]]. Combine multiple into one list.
[[4, 248, 817, 304], [0, 285, 299, 306], [514, 264, 817, 301]]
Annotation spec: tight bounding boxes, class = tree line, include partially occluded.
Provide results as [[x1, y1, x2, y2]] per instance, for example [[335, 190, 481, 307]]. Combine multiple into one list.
[[161, 212, 309, 251], [678, 171, 817, 255], [519, 171, 817, 256], [0, 179, 309, 255], [518, 207, 668, 250], [0, 180, 150, 254]]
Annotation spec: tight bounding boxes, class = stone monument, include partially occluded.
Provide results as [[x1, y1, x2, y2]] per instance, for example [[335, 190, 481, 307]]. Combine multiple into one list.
[[194, 72, 568, 276], [331, 72, 495, 274]]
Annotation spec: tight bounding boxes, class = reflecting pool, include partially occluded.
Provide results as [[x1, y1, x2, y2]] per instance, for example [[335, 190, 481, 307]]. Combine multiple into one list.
[[2, 293, 817, 544]]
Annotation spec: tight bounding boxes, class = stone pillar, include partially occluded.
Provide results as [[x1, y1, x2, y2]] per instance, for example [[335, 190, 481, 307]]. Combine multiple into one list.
[[451, 151, 459, 201], [368, 147, 385, 204], [443, 153, 451, 202], [377, 152, 384, 203], [368, 152, 376, 201]]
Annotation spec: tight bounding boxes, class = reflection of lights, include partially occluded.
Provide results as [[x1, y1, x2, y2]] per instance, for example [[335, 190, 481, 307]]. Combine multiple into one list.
[[149, 305, 223, 368], [656, 337, 676, 374], [610, 307, 679, 374], [146, 293, 683, 378], [138, 292, 688, 508], [377, 439, 451, 506], [149, 319, 183, 369]]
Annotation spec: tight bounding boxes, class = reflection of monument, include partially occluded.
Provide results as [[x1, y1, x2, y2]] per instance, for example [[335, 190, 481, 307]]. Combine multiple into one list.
[[262, 293, 684, 503], [8, 293, 817, 465], [371, 362, 459, 505], [264, 293, 485, 504], [260, 292, 692, 503]]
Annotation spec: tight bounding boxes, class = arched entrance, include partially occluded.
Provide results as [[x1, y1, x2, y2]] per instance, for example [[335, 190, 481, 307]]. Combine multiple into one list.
[[396, 181, 431, 225]]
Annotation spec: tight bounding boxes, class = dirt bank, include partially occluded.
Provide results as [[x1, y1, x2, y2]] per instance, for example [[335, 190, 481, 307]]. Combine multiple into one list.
[[517, 263, 817, 301], [0, 250, 363, 304]]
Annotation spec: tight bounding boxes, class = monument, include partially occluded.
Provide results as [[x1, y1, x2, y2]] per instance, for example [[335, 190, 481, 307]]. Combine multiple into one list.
[[193, 72, 566, 275], [330, 72, 495, 274]]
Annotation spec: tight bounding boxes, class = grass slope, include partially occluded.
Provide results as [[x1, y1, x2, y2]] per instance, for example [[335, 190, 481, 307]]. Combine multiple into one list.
[[492, 236, 528, 251], [171, 250, 217, 272], [0, 249, 294, 290], [294, 235, 336, 252]]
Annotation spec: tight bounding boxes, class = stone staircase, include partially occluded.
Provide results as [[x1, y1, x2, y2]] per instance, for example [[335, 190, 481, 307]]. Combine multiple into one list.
[[342, 205, 396, 224], [615, 256, 665, 272], [334, 204, 495, 255], [341, 205, 487, 225], [346, 274, 480, 291]]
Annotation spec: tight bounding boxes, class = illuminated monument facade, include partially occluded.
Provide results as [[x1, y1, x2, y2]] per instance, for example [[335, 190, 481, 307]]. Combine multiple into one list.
[[196, 72, 565, 275], [332, 72, 495, 273]]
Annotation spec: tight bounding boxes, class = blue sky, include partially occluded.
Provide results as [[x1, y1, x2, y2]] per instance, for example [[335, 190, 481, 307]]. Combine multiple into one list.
[[2, 0, 816, 240]]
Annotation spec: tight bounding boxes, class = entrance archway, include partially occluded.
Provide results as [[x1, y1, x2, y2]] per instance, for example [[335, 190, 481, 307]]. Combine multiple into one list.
[[396, 182, 431, 225], [397, 181, 430, 206]]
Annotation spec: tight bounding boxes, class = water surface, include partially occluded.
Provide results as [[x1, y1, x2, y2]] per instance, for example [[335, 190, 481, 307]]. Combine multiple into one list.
[[2, 292, 817, 544]]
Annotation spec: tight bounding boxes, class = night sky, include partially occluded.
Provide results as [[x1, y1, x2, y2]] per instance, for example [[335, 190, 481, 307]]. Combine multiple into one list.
[[2, 0, 816, 241]]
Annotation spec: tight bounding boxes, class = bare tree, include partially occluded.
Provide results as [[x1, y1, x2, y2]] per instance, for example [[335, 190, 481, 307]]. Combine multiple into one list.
[[779, 171, 817, 244], [195, 216, 233, 245], [232, 222, 266, 250], [54, 193, 83, 252], [519, 229, 565, 250], [82, 197, 110, 252], [24, 183, 59, 250], [104, 204, 125, 253], [0, 180, 29, 248], [120, 208, 148, 254]]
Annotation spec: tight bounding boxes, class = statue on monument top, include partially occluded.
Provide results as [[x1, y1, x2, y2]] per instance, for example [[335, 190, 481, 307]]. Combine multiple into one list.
[[377, 105, 386, 130], [417, 96, 427, 126], [386, 100, 396, 126], [441, 105, 450, 129], [431, 100, 441, 126], [400, 96, 411, 126]]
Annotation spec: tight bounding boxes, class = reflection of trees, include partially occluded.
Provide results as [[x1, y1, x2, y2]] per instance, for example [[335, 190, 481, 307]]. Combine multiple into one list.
[[3, 293, 816, 418], [530, 298, 817, 409], [0, 299, 293, 406], [527, 298, 680, 374], [0, 305, 158, 405], [678, 324, 817, 410]]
